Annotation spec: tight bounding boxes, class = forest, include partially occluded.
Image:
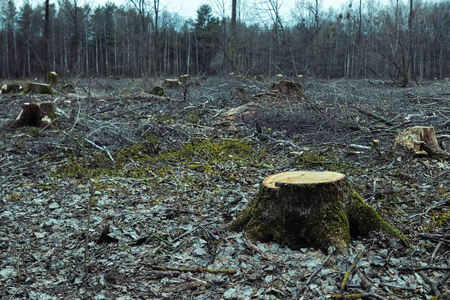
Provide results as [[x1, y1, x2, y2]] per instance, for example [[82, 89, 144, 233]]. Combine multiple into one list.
[[0, 0, 449, 83], [2, 1, 450, 299]]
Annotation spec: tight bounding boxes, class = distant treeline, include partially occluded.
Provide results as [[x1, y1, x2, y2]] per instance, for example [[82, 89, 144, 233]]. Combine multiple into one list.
[[0, 0, 448, 82]]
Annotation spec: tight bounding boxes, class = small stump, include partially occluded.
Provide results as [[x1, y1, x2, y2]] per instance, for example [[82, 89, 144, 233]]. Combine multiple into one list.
[[164, 79, 180, 89], [230, 171, 404, 252], [179, 74, 191, 84], [13, 102, 57, 128], [271, 80, 304, 96], [392, 126, 446, 157], [46, 71, 58, 86], [152, 85, 165, 96]]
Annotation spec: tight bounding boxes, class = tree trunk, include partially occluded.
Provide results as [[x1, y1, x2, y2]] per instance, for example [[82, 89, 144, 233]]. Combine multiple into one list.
[[230, 0, 237, 73], [230, 171, 404, 252]]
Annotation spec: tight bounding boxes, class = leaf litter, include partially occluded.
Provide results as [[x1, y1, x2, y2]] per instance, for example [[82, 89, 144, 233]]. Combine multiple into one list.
[[1, 77, 450, 299]]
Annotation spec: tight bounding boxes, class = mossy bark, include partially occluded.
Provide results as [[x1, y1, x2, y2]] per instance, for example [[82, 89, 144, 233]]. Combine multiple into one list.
[[230, 171, 405, 252]]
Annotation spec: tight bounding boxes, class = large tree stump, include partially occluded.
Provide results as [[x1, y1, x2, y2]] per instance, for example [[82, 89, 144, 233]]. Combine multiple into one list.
[[13, 102, 57, 128], [1, 83, 23, 94], [229, 171, 404, 252], [23, 82, 56, 95], [392, 126, 446, 157]]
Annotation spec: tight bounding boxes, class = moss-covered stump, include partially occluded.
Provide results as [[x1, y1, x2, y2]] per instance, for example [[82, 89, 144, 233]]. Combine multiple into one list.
[[46, 71, 58, 86], [152, 85, 165, 96], [392, 126, 446, 157], [23, 82, 56, 95], [164, 79, 180, 89], [13, 102, 57, 128], [229, 171, 405, 252], [1, 83, 23, 94], [179, 74, 191, 84]]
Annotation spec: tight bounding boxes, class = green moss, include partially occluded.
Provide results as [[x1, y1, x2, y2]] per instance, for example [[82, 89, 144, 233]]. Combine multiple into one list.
[[53, 136, 271, 193], [428, 210, 450, 229], [155, 113, 175, 123], [184, 111, 200, 124], [345, 187, 406, 242], [6, 193, 22, 201]]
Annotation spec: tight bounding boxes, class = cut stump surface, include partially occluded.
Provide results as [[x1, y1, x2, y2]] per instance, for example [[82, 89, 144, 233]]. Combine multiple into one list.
[[230, 171, 404, 252]]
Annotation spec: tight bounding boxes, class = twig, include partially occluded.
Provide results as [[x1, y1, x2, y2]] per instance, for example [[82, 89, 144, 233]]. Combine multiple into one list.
[[242, 234, 269, 260], [150, 265, 236, 275], [295, 246, 335, 299], [419, 271, 440, 296], [430, 241, 443, 264], [341, 245, 367, 291], [84, 138, 115, 163]]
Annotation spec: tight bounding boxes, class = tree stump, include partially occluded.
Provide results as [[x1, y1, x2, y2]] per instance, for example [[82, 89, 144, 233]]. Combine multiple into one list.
[[229, 171, 404, 252], [152, 85, 165, 96], [1, 83, 23, 94], [13, 102, 57, 128], [46, 71, 58, 86], [270, 80, 304, 98], [23, 82, 56, 95], [164, 79, 180, 89], [179, 74, 191, 84], [392, 126, 446, 157]]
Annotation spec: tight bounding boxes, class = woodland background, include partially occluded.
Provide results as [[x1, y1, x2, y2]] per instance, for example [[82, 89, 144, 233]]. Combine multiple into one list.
[[0, 0, 449, 83]]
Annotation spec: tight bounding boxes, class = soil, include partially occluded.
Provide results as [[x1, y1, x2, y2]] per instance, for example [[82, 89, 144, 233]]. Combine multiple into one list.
[[1, 76, 449, 299]]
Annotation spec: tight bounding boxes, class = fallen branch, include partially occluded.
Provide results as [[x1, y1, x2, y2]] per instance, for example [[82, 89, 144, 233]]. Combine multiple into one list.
[[150, 265, 236, 275], [341, 245, 366, 291]]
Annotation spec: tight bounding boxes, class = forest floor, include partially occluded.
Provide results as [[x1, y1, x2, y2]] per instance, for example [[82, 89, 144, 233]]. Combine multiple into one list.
[[0, 76, 449, 300]]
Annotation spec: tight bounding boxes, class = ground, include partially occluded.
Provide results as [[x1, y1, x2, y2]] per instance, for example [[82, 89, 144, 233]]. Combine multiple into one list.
[[0, 76, 449, 299]]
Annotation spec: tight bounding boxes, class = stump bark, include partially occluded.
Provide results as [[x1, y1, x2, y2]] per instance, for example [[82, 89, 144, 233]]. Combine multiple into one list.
[[13, 102, 57, 128], [392, 126, 446, 157], [230, 171, 404, 252]]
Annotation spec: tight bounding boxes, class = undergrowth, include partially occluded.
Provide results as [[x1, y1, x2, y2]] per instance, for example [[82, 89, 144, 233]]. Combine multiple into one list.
[[53, 135, 271, 188]]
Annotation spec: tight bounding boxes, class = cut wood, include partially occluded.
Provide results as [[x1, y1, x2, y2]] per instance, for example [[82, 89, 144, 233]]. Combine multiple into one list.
[[392, 126, 446, 157], [23, 82, 56, 95], [13, 102, 57, 128], [230, 171, 404, 252]]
